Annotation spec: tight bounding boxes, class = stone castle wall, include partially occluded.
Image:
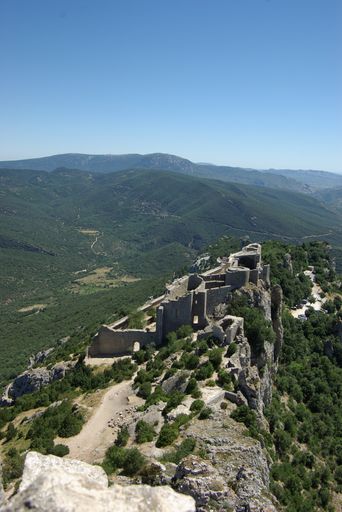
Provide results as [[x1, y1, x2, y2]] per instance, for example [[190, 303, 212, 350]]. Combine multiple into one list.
[[89, 243, 266, 357], [88, 326, 155, 357]]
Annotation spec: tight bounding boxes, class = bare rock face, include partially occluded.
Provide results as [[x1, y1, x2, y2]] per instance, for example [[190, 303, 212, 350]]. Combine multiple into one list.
[[173, 455, 236, 511], [233, 282, 283, 414], [174, 410, 279, 511], [161, 372, 189, 394], [1, 452, 195, 512], [1, 362, 75, 405], [283, 253, 293, 274], [271, 284, 284, 363]]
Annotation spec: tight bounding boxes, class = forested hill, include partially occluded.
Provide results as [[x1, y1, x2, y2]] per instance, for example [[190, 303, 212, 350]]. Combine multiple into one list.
[[1, 167, 341, 383], [1, 152, 342, 192]]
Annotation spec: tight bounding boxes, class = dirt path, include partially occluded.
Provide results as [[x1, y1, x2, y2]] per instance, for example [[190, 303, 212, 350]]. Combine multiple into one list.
[[63, 380, 135, 464]]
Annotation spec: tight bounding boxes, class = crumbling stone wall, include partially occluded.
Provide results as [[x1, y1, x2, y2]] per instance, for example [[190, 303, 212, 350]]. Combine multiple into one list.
[[88, 326, 155, 357]]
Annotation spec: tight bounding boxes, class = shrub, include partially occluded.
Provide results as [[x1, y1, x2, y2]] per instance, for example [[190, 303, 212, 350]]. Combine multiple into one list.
[[162, 438, 196, 464], [174, 414, 191, 428], [135, 420, 155, 444], [122, 448, 146, 476], [198, 407, 212, 420], [50, 444, 70, 457], [2, 448, 24, 486], [226, 342, 237, 357], [195, 362, 214, 381], [216, 369, 232, 389], [156, 423, 179, 447], [181, 352, 200, 370], [163, 391, 185, 416], [208, 348, 223, 370], [102, 445, 127, 474], [5, 422, 17, 442], [102, 445, 146, 476], [137, 381, 152, 399], [176, 325, 193, 339], [197, 340, 209, 356], [58, 414, 84, 438], [190, 399, 205, 413], [206, 380, 216, 387], [185, 377, 198, 394], [127, 310, 145, 329], [115, 426, 129, 447]]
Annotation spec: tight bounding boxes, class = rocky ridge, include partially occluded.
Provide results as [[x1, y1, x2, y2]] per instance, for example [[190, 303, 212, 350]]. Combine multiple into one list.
[[0, 451, 195, 512]]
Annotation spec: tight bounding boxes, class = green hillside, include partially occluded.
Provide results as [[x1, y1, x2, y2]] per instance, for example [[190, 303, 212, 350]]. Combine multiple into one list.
[[0, 167, 341, 384], [3, 152, 342, 192]]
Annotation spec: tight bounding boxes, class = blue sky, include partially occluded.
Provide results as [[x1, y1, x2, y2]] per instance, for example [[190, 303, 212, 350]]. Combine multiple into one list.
[[0, 0, 341, 171]]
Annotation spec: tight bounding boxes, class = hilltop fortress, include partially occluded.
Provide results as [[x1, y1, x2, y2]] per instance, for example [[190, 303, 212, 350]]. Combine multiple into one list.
[[88, 243, 270, 357]]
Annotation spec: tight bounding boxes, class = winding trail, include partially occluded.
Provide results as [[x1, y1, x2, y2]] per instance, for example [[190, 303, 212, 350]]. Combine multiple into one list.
[[63, 380, 134, 464]]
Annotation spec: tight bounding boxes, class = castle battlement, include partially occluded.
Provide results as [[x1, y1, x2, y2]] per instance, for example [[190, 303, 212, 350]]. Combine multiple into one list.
[[88, 244, 270, 357]]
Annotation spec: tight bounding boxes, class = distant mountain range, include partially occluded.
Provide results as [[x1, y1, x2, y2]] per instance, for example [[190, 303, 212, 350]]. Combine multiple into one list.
[[1, 152, 342, 192]]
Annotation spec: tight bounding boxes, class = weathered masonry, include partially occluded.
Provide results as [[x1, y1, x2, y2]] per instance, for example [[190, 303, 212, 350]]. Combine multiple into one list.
[[88, 243, 270, 357]]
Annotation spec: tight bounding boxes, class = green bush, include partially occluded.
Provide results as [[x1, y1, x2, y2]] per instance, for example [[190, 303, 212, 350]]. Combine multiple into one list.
[[197, 340, 209, 355], [162, 438, 196, 464], [5, 422, 17, 442], [156, 423, 179, 447], [198, 407, 212, 420], [208, 348, 223, 370], [190, 399, 205, 413], [122, 448, 146, 476], [50, 444, 70, 457], [216, 369, 232, 389], [195, 362, 214, 381], [163, 391, 185, 416], [115, 426, 129, 447], [135, 420, 156, 444], [176, 325, 193, 339], [226, 342, 237, 357], [58, 414, 84, 438], [102, 445, 126, 474], [127, 310, 145, 329], [2, 448, 24, 486], [137, 381, 152, 399], [181, 352, 200, 370]]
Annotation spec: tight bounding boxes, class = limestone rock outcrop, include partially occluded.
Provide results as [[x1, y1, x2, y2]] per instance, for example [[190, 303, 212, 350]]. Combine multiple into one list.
[[234, 282, 283, 415], [0, 452, 195, 512], [174, 409, 279, 511], [1, 362, 75, 405]]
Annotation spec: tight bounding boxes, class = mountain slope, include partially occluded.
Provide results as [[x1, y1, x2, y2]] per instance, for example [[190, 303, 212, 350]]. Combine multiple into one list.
[[2, 152, 341, 192], [1, 167, 341, 383]]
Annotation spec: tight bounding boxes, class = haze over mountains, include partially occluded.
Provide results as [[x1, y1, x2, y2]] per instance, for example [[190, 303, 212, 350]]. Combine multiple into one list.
[[1, 152, 342, 193]]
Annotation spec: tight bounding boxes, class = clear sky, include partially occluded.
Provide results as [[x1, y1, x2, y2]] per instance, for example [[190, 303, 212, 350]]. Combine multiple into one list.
[[0, 0, 341, 171]]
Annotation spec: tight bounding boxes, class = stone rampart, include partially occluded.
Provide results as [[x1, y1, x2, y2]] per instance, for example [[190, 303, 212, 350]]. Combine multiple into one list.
[[89, 326, 155, 357], [224, 267, 250, 289], [206, 286, 231, 316]]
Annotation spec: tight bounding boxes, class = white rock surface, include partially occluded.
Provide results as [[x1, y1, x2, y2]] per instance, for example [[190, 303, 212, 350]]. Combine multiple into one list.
[[1, 452, 195, 512]]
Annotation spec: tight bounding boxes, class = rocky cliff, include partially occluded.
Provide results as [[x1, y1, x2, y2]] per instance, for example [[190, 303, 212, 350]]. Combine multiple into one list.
[[0, 452, 195, 512]]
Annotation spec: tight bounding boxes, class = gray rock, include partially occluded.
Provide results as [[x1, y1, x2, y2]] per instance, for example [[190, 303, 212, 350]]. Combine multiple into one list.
[[283, 253, 293, 274], [175, 409, 279, 511], [28, 348, 54, 368], [173, 455, 235, 511], [1, 452, 195, 512], [1, 362, 75, 403], [161, 372, 189, 394]]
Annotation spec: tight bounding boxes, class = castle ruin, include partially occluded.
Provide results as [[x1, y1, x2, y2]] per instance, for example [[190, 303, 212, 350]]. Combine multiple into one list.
[[88, 243, 270, 357]]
